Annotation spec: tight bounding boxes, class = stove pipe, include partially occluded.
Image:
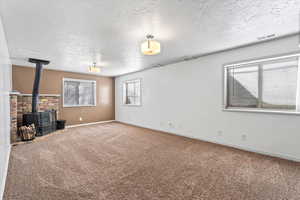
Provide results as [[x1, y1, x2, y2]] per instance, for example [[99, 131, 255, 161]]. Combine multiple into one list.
[[28, 58, 50, 113]]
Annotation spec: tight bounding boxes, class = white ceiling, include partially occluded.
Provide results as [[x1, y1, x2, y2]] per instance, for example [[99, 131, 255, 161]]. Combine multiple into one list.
[[0, 0, 299, 76]]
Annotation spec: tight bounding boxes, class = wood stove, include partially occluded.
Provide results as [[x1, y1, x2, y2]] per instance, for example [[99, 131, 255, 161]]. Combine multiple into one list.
[[22, 58, 57, 136], [23, 110, 57, 136]]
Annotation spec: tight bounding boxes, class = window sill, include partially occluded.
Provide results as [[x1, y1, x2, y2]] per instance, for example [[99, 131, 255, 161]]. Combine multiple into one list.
[[63, 105, 97, 108], [223, 108, 300, 116], [123, 104, 142, 107]]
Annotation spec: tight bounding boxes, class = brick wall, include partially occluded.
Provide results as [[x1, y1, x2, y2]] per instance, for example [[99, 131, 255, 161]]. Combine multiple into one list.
[[17, 95, 60, 128], [10, 94, 18, 143], [10, 93, 60, 143]]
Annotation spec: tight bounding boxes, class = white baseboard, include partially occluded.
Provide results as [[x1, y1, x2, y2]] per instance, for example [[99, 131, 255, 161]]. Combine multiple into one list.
[[0, 144, 11, 200], [117, 121, 300, 163], [176, 131, 300, 163], [67, 120, 115, 128]]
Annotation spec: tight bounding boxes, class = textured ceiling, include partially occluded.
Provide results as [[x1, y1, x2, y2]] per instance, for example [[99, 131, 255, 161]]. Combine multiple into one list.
[[0, 0, 299, 76]]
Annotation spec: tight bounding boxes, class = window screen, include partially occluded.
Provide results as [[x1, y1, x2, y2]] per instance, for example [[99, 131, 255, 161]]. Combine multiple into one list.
[[123, 79, 141, 106], [63, 79, 96, 107], [225, 54, 299, 112]]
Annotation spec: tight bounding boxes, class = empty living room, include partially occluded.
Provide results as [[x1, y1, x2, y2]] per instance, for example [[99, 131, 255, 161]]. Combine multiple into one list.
[[1, 0, 300, 199]]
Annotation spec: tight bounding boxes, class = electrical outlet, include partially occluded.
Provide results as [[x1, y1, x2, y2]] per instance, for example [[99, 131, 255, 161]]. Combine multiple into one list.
[[177, 124, 183, 130], [218, 131, 223, 136], [79, 117, 83, 121], [168, 122, 172, 127], [241, 134, 247, 141]]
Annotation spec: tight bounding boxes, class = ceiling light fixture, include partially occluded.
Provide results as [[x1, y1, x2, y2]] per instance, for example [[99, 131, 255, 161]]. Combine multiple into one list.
[[89, 62, 101, 73], [141, 34, 161, 55]]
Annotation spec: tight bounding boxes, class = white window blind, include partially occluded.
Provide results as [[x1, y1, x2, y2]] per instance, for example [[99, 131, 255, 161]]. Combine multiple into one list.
[[123, 79, 141, 106], [224, 54, 300, 113], [63, 78, 96, 107]]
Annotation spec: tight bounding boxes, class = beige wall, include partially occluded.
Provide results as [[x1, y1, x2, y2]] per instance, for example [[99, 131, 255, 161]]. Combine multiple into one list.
[[12, 65, 115, 125]]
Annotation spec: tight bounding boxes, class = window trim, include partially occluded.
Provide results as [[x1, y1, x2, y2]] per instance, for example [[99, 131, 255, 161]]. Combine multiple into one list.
[[223, 52, 300, 115], [122, 78, 142, 107], [63, 78, 97, 108]]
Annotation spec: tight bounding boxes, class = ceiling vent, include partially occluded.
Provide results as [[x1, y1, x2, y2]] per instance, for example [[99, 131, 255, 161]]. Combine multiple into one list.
[[257, 34, 276, 41]]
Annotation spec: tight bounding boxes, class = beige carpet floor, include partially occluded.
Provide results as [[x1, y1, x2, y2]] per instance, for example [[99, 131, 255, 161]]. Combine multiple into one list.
[[4, 122, 300, 200]]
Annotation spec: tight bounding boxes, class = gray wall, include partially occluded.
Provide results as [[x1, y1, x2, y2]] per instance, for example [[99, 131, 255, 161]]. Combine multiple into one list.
[[0, 15, 11, 199], [115, 35, 300, 161]]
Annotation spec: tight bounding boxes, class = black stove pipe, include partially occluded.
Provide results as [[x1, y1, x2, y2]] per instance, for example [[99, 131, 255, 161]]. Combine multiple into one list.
[[28, 58, 50, 113]]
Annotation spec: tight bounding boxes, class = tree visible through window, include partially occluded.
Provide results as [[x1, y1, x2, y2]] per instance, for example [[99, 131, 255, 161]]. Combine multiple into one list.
[[63, 78, 96, 107], [123, 79, 141, 106], [224, 54, 300, 112]]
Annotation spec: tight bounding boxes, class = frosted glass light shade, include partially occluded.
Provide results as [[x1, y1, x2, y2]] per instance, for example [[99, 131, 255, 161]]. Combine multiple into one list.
[[141, 39, 161, 55], [89, 66, 101, 73]]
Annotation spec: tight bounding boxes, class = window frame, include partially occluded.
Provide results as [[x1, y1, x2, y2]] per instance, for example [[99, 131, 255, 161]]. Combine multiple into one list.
[[63, 78, 97, 108], [223, 52, 300, 115], [122, 78, 142, 107]]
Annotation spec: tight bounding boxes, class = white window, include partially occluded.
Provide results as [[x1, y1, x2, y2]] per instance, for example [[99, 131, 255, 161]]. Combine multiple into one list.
[[224, 53, 300, 114], [63, 78, 96, 107], [123, 79, 141, 106]]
